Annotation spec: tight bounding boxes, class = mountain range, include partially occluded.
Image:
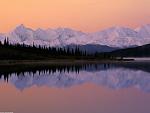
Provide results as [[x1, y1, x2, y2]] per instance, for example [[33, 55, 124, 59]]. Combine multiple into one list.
[[0, 24, 150, 50]]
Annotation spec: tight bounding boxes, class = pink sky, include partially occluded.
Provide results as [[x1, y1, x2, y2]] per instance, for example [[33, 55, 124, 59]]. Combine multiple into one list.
[[0, 0, 150, 32]]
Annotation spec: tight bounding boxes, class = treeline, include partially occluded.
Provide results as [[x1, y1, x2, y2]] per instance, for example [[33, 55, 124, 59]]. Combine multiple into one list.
[[0, 38, 91, 60]]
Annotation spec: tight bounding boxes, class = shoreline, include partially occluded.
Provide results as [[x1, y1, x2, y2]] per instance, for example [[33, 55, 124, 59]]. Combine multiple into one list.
[[0, 59, 150, 66]]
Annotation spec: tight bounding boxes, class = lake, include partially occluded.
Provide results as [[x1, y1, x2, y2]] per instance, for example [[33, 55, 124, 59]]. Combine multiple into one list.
[[0, 62, 150, 113]]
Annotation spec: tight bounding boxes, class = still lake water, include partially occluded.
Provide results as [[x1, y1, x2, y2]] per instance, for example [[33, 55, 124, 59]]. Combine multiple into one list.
[[0, 62, 150, 113]]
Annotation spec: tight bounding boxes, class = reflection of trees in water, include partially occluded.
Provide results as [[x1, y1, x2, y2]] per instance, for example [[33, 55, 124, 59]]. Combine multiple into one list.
[[0, 63, 111, 82], [0, 62, 150, 82]]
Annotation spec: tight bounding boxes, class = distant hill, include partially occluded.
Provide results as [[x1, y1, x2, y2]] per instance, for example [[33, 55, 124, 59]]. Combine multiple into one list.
[[64, 44, 118, 54], [109, 44, 150, 57]]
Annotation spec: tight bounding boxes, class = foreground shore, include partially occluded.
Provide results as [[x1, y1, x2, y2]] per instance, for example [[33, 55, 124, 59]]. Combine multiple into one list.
[[0, 59, 150, 66]]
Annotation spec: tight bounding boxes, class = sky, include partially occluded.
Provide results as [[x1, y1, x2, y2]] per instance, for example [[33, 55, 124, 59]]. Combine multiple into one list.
[[0, 0, 150, 33]]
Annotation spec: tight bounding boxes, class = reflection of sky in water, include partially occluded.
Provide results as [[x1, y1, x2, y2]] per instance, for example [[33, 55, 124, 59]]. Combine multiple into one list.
[[0, 67, 150, 92]]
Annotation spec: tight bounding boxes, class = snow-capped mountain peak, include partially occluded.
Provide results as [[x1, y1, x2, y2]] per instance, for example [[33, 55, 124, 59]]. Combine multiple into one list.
[[8, 24, 34, 43], [15, 24, 26, 29]]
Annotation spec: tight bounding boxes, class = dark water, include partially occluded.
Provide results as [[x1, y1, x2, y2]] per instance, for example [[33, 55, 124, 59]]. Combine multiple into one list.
[[0, 62, 150, 113]]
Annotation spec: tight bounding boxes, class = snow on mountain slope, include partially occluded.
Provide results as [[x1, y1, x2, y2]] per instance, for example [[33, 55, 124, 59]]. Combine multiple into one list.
[[136, 24, 150, 38], [90, 26, 149, 47], [50, 27, 86, 46], [0, 33, 5, 42], [0, 24, 150, 47]]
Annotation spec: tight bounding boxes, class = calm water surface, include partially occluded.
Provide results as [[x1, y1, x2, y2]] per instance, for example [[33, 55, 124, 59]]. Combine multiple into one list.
[[0, 62, 150, 113]]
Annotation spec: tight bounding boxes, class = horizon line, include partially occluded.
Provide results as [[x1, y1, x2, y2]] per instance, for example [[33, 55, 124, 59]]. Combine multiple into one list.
[[0, 23, 150, 34]]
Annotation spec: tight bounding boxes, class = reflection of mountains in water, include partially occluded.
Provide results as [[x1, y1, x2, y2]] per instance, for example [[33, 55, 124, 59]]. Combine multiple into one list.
[[0, 62, 150, 92]]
